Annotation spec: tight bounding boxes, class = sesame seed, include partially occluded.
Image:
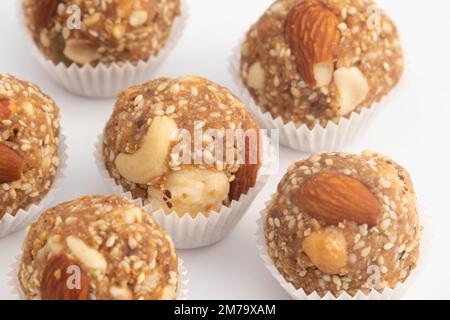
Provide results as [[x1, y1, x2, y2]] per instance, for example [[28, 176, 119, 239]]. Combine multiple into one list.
[[137, 273, 146, 284], [361, 247, 371, 258], [106, 235, 116, 248], [338, 22, 348, 30], [380, 179, 392, 189], [134, 95, 144, 106], [332, 275, 342, 287], [170, 84, 180, 93], [274, 218, 281, 228], [166, 105, 175, 114], [353, 240, 366, 250], [380, 219, 391, 231], [157, 82, 168, 91]]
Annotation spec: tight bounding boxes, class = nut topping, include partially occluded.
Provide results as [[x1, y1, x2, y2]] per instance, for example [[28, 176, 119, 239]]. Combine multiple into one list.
[[115, 116, 178, 185], [166, 167, 230, 215], [229, 131, 260, 201], [63, 39, 100, 65], [302, 228, 348, 275], [247, 62, 266, 90], [285, 0, 340, 88], [41, 254, 89, 300], [34, 0, 60, 29], [333, 67, 369, 115], [66, 236, 107, 272], [298, 171, 381, 226], [0, 143, 25, 184]]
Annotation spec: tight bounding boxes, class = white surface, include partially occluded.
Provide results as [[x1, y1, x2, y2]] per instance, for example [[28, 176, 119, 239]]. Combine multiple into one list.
[[0, 0, 449, 300]]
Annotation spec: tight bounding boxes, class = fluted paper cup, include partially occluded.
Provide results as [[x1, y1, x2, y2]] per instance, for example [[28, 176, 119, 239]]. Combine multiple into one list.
[[17, 0, 189, 98], [255, 194, 429, 300], [8, 256, 189, 300], [95, 135, 271, 249], [229, 39, 395, 153], [0, 132, 68, 238]]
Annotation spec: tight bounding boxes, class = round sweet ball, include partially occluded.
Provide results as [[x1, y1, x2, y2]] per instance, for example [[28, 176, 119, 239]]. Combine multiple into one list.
[[264, 151, 421, 297], [22, 0, 181, 66], [0, 74, 60, 220], [103, 76, 261, 217], [19, 195, 179, 300], [240, 0, 404, 128]]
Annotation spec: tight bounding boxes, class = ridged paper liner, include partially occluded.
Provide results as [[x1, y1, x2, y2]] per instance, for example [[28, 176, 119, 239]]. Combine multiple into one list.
[[16, 0, 189, 98], [256, 194, 429, 300], [229, 39, 394, 153], [95, 135, 270, 249], [8, 193, 188, 300], [0, 132, 68, 238]]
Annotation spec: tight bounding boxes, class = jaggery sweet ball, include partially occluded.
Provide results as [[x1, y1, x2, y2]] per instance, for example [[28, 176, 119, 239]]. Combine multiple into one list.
[[240, 0, 403, 128], [19, 195, 179, 300], [264, 151, 421, 296], [0, 73, 60, 219], [22, 0, 181, 66], [103, 76, 261, 217]]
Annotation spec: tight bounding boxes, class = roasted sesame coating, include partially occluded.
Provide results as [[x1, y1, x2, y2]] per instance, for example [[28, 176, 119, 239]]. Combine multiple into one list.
[[19, 195, 179, 300], [103, 76, 261, 217], [241, 0, 403, 128], [22, 0, 181, 66], [0, 74, 60, 220], [264, 151, 421, 297]]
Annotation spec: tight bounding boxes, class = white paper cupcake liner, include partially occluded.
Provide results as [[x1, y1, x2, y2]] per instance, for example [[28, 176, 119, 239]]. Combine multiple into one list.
[[229, 39, 394, 153], [17, 0, 189, 98], [256, 194, 429, 300], [95, 135, 270, 249], [0, 131, 68, 239], [8, 255, 189, 300]]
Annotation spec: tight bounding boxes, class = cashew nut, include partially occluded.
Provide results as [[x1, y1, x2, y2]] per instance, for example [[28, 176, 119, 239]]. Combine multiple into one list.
[[115, 116, 178, 185]]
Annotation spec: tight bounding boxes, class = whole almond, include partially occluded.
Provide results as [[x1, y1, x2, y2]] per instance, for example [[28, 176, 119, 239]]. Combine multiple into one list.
[[41, 254, 89, 300], [285, 0, 340, 88], [34, 0, 60, 29], [0, 143, 24, 184], [229, 131, 260, 201], [298, 172, 381, 226]]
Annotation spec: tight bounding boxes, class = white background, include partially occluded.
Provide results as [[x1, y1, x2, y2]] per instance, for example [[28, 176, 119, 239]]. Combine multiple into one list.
[[1, 0, 449, 300]]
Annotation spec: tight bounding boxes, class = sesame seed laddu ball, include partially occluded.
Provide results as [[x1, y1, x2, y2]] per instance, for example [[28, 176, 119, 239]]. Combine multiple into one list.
[[0, 74, 60, 220], [264, 151, 421, 297], [103, 76, 261, 217], [241, 0, 403, 128], [22, 0, 181, 66], [19, 195, 179, 300]]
